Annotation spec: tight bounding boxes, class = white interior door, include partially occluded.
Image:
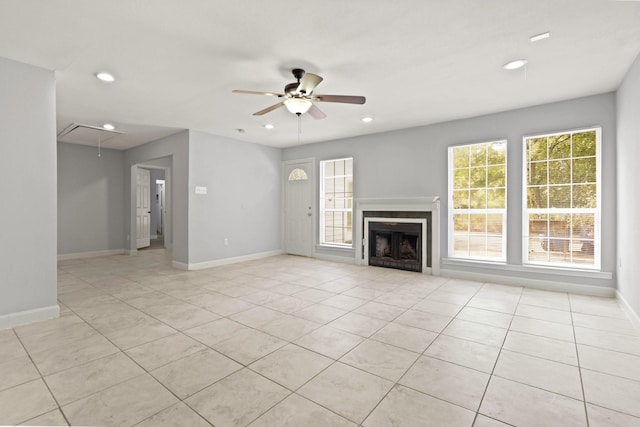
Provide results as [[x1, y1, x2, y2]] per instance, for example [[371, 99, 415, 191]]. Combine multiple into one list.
[[285, 161, 314, 257], [136, 168, 151, 248]]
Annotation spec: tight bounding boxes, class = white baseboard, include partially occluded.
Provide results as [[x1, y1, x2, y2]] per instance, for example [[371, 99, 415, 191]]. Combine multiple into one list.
[[0, 304, 60, 330], [617, 290, 640, 331], [313, 252, 357, 265], [172, 249, 284, 271], [58, 249, 126, 261], [440, 268, 616, 297]]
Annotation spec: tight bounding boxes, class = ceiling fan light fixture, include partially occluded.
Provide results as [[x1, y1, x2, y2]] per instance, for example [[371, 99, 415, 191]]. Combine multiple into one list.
[[503, 59, 528, 70], [284, 98, 312, 115]]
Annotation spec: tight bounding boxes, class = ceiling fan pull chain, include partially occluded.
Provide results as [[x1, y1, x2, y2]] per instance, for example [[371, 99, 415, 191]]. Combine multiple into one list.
[[297, 113, 302, 144], [98, 134, 101, 157]]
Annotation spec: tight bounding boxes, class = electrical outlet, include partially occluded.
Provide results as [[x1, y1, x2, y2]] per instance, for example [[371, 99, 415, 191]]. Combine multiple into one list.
[[224, 238, 229, 246]]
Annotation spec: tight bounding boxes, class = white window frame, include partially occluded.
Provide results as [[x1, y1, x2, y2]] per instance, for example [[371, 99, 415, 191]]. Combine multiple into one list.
[[522, 127, 601, 270], [319, 157, 354, 248], [448, 140, 507, 262]]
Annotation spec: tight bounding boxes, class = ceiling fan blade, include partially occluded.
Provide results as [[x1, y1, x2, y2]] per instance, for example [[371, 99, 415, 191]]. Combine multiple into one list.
[[233, 89, 285, 97], [253, 101, 285, 116], [307, 104, 327, 120], [314, 94, 366, 104], [297, 73, 323, 95]]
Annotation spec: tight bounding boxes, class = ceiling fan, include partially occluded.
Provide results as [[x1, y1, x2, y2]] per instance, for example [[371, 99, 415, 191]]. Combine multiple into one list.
[[232, 68, 366, 120]]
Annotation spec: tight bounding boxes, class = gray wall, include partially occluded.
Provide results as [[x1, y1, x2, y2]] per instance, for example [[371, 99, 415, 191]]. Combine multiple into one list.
[[284, 93, 617, 289], [617, 53, 640, 315], [57, 142, 124, 254], [0, 57, 57, 316], [188, 130, 282, 264], [124, 131, 189, 263]]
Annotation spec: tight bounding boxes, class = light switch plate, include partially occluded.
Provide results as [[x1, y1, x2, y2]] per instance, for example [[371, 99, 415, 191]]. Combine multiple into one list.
[[195, 186, 207, 195]]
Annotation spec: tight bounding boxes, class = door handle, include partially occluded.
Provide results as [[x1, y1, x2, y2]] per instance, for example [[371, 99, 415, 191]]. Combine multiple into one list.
[[147, 211, 151, 214]]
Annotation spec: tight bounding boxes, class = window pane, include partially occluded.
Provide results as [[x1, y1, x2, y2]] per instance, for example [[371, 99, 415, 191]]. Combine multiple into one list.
[[470, 145, 487, 167], [527, 161, 547, 186], [454, 169, 469, 189], [487, 189, 505, 209], [454, 214, 469, 232], [453, 146, 470, 169], [453, 190, 469, 209], [288, 168, 308, 181], [527, 186, 548, 209], [528, 138, 547, 161], [470, 189, 486, 209], [487, 165, 505, 187], [549, 185, 571, 208], [549, 134, 571, 159], [487, 142, 506, 165], [573, 131, 597, 157], [470, 167, 487, 188], [548, 160, 570, 184], [573, 184, 596, 208], [572, 158, 596, 183]]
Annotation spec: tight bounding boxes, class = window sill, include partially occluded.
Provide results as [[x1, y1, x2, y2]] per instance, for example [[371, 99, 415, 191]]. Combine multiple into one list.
[[441, 257, 613, 280]]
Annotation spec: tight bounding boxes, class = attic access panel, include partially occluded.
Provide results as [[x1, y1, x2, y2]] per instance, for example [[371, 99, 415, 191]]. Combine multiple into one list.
[[57, 123, 124, 146]]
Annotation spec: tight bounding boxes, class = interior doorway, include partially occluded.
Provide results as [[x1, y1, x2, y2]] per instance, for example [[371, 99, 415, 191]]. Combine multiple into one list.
[[131, 161, 172, 253]]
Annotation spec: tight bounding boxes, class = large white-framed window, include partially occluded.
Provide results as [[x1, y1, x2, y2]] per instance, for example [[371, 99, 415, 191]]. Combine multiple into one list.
[[320, 158, 353, 247], [523, 127, 601, 269], [448, 140, 507, 261]]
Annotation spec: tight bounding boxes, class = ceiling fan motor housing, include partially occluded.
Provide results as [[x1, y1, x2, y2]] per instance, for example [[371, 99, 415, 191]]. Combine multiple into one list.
[[284, 82, 299, 95]]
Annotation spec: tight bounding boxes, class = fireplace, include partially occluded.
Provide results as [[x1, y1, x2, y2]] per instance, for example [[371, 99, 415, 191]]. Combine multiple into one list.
[[369, 221, 422, 272], [355, 197, 440, 275]]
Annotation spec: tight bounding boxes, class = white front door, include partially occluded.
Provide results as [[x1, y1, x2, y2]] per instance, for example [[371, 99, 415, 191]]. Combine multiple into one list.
[[284, 160, 314, 257], [136, 168, 151, 249]]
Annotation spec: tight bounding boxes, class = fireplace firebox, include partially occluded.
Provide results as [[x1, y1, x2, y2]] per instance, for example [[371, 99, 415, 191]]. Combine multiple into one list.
[[368, 221, 422, 272]]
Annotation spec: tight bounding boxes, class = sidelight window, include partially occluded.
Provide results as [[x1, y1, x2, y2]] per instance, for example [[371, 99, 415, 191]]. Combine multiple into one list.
[[320, 158, 353, 247]]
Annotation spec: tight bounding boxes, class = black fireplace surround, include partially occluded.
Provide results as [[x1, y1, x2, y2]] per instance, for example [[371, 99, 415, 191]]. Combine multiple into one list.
[[364, 211, 432, 273]]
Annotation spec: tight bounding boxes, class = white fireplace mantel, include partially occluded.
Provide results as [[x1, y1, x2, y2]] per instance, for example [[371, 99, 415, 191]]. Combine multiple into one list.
[[355, 197, 440, 275]]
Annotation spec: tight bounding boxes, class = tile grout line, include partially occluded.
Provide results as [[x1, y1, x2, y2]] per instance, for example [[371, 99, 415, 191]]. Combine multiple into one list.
[[11, 327, 72, 426], [569, 295, 591, 427], [470, 282, 523, 426]]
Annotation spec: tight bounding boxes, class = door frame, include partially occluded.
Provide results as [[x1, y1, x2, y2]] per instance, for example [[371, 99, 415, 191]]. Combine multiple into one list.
[[282, 158, 316, 257], [130, 163, 172, 254], [136, 167, 152, 249]]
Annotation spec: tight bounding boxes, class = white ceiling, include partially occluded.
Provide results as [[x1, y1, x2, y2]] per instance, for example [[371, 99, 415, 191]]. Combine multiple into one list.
[[1, 0, 639, 149]]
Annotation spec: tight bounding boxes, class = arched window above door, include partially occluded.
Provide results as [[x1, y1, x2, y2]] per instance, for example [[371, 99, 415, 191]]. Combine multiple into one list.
[[288, 168, 309, 181]]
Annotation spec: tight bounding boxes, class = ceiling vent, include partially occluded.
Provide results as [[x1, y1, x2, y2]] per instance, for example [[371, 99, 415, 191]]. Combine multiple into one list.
[[57, 123, 124, 146]]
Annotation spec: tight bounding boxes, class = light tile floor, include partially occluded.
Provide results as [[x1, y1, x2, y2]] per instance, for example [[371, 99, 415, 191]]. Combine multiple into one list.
[[1, 250, 640, 426]]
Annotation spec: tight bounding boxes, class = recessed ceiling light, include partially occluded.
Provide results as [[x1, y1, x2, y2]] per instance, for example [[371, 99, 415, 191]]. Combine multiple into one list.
[[503, 59, 528, 70], [102, 123, 115, 131], [96, 72, 115, 82], [530, 32, 550, 43], [264, 124, 275, 130], [361, 116, 374, 123]]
